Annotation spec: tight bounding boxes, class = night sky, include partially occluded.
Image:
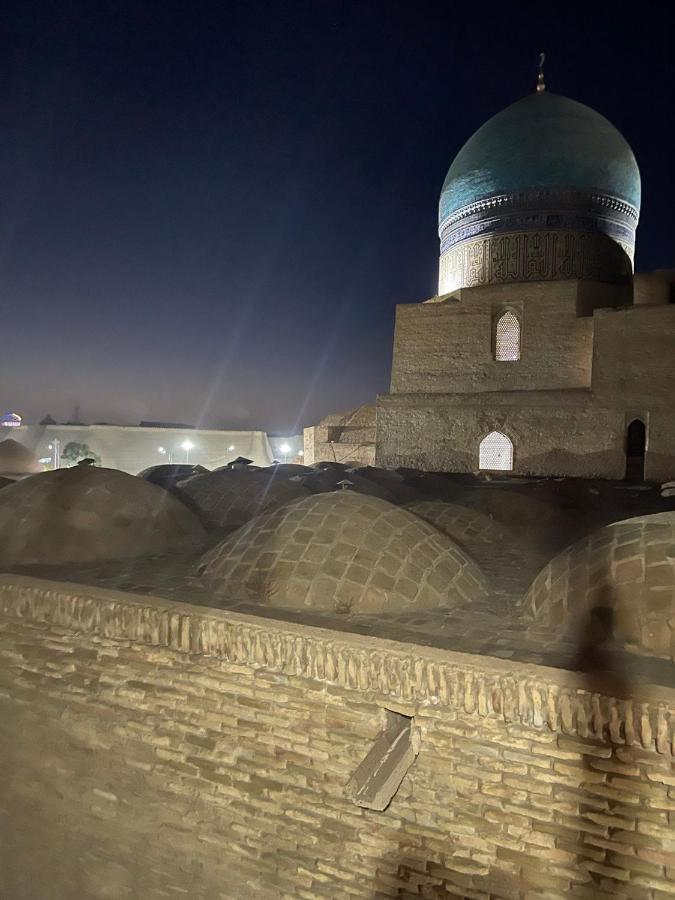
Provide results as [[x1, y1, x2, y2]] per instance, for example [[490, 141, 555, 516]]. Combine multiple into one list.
[[1, 2, 673, 433]]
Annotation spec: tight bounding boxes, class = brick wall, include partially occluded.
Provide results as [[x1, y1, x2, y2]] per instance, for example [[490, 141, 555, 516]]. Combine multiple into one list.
[[375, 393, 627, 478], [377, 280, 675, 481], [389, 282, 595, 395], [592, 305, 675, 407], [0, 576, 673, 899]]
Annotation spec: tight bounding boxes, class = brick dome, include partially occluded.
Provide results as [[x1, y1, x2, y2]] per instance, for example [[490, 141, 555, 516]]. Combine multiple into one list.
[[177, 468, 310, 531], [0, 438, 41, 477], [523, 512, 675, 659], [199, 491, 488, 614], [405, 500, 506, 561], [0, 466, 205, 566]]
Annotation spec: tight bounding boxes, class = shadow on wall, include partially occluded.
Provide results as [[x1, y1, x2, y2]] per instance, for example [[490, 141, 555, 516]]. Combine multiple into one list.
[[381, 449, 476, 475], [516, 447, 621, 481], [369, 592, 649, 900], [574, 596, 632, 900], [371, 857, 525, 898]]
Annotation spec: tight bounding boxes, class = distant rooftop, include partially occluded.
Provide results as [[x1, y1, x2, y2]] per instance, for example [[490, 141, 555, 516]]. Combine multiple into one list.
[[138, 421, 193, 429]]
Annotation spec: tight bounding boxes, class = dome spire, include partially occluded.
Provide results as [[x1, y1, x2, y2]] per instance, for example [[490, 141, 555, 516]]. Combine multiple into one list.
[[536, 52, 546, 92]]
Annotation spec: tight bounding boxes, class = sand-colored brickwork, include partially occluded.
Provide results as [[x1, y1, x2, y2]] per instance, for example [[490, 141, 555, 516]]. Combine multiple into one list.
[[0, 577, 673, 899], [524, 513, 675, 660], [303, 404, 377, 466], [0, 466, 205, 566], [405, 500, 505, 554], [199, 491, 488, 614], [376, 285, 675, 481], [178, 467, 310, 531]]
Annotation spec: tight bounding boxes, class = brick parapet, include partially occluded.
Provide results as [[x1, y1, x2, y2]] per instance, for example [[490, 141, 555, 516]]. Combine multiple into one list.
[[1, 574, 672, 755]]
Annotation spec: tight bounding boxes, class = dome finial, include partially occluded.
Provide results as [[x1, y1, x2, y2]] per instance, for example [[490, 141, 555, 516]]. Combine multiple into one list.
[[536, 52, 546, 92]]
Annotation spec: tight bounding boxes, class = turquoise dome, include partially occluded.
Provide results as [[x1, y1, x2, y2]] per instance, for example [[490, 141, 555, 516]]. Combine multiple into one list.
[[439, 92, 641, 229]]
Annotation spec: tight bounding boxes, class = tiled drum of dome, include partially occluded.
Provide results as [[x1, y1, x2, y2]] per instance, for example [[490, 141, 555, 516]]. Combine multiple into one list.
[[199, 492, 489, 614]]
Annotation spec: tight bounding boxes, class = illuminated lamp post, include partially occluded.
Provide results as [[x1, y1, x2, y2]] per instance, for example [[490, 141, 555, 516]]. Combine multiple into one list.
[[181, 439, 194, 464], [48, 439, 61, 469], [278, 442, 291, 463]]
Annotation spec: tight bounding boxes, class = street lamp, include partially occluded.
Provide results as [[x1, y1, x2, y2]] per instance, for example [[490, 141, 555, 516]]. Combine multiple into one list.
[[49, 439, 61, 469], [181, 439, 194, 464], [278, 442, 291, 463], [227, 445, 235, 452], [158, 446, 167, 455]]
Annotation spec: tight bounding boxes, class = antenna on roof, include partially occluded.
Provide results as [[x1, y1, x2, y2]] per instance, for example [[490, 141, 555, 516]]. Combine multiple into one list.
[[536, 52, 546, 92]]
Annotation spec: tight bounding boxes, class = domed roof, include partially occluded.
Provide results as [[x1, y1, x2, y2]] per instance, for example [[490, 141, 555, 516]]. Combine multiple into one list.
[[523, 512, 675, 660], [199, 491, 488, 615], [439, 92, 641, 228], [0, 438, 41, 476], [177, 467, 310, 531], [405, 500, 506, 553], [0, 466, 205, 566]]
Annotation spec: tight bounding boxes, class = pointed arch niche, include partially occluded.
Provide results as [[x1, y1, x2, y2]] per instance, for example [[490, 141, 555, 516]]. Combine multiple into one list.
[[625, 418, 646, 482], [479, 431, 513, 471], [494, 310, 521, 361]]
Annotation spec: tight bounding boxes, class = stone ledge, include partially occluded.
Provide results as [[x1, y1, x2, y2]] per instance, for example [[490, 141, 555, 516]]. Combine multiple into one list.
[[0, 574, 672, 754]]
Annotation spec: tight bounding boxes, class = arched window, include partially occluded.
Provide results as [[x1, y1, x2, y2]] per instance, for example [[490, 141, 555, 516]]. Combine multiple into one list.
[[479, 431, 513, 471], [625, 419, 646, 482], [495, 311, 521, 361]]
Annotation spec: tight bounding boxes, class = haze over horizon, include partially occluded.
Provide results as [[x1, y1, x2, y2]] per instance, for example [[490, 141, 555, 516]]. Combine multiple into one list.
[[1, 1, 673, 433]]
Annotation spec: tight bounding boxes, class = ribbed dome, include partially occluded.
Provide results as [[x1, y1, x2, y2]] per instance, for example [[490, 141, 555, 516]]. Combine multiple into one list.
[[439, 92, 640, 230]]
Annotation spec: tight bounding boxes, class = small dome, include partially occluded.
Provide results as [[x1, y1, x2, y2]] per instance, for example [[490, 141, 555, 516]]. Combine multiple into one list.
[[406, 500, 506, 555], [0, 438, 41, 476], [523, 513, 675, 659], [440, 92, 640, 228], [177, 467, 310, 531], [199, 491, 488, 615], [0, 466, 205, 566]]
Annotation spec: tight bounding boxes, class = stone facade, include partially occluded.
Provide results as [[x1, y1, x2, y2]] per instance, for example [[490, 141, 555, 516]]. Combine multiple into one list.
[[303, 404, 376, 466], [303, 88, 675, 483], [0, 576, 674, 899], [376, 278, 675, 481]]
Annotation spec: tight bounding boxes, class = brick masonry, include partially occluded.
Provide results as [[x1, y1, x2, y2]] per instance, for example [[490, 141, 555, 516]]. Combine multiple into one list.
[[376, 282, 675, 481], [200, 492, 488, 614], [524, 514, 675, 660], [0, 576, 673, 899], [303, 405, 377, 467]]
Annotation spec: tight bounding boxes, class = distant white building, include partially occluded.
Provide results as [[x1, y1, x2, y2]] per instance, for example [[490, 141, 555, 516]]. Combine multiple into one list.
[[10, 424, 276, 474]]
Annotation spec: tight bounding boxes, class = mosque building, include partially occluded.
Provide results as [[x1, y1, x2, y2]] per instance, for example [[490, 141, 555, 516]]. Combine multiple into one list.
[[306, 69, 675, 481]]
